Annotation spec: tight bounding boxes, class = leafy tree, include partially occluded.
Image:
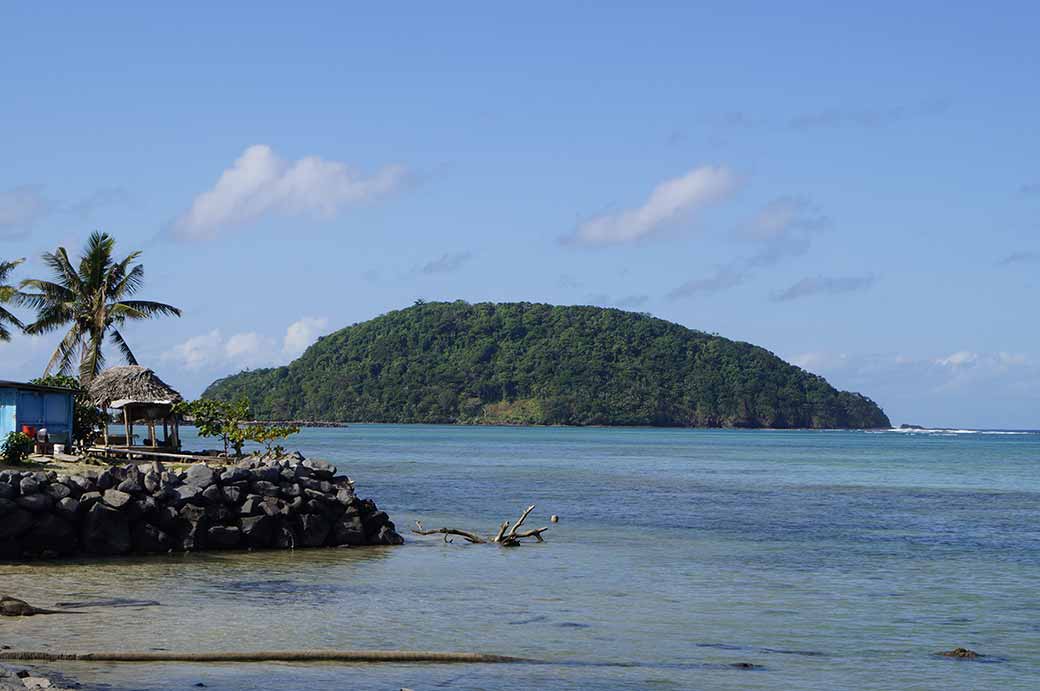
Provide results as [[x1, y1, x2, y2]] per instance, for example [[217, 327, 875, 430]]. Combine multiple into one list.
[[28, 374, 107, 450], [245, 423, 300, 455], [203, 301, 891, 429], [174, 398, 298, 457], [19, 231, 181, 384], [0, 258, 25, 342]]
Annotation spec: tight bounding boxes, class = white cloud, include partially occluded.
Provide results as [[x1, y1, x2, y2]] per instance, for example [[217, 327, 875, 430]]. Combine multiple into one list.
[[570, 165, 738, 246], [935, 351, 978, 368], [283, 316, 329, 357], [162, 330, 224, 370], [173, 145, 410, 240], [225, 332, 269, 361], [162, 329, 277, 370]]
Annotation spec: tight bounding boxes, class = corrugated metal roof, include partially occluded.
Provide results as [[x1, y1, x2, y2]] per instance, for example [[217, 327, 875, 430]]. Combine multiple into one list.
[[0, 380, 78, 395]]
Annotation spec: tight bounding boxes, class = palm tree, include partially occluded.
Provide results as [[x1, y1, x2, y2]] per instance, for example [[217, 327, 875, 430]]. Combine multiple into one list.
[[0, 258, 25, 341], [20, 231, 182, 383]]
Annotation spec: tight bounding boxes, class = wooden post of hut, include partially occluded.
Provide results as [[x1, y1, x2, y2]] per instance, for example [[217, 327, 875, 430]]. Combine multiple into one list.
[[123, 408, 132, 449]]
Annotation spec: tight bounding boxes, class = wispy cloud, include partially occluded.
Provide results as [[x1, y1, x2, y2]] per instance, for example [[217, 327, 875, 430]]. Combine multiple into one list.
[[788, 99, 950, 131], [997, 250, 1040, 266], [0, 185, 126, 240], [771, 275, 875, 302], [737, 196, 830, 267], [418, 251, 472, 275], [665, 196, 832, 300], [172, 145, 410, 241], [667, 266, 747, 300], [568, 165, 738, 246]]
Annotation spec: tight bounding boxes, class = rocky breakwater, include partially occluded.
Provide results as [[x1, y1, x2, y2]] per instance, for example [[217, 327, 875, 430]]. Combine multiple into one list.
[[0, 454, 403, 560]]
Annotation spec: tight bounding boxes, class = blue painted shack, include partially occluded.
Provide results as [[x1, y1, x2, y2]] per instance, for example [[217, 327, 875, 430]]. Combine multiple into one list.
[[0, 380, 75, 446]]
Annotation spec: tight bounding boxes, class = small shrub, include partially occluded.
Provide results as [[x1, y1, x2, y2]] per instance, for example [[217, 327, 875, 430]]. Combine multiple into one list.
[[2, 431, 34, 465]]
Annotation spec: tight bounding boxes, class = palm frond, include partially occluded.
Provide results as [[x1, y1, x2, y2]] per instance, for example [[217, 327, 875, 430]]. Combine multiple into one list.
[[0, 258, 25, 284], [112, 300, 182, 319], [109, 263, 144, 299], [42, 249, 82, 291], [0, 305, 25, 331], [81, 232, 115, 292], [79, 329, 107, 383], [24, 305, 76, 335], [45, 324, 83, 376], [109, 328, 139, 365]]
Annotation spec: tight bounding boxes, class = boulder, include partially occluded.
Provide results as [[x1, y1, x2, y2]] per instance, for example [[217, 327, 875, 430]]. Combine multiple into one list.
[[303, 459, 336, 479], [184, 464, 217, 489], [22, 514, 77, 556], [19, 476, 40, 495], [55, 497, 80, 520], [220, 467, 250, 484], [69, 475, 95, 493], [143, 472, 161, 493], [102, 489, 133, 510], [251, 481, 281, 497], [362, 510, 391, 537], [131, 523, 171, 553], [330, 511, 366, 546], [240, 515, 275, 547], [222, 485, 243, 505], [376, 524, 404, 546], [16, 493, 53, 513], [174, 504, 209, 551], [0, 483, 17, 500], [299, 513, 331, 548], [44, 483, 72, 501], [0, 508, 33, 540], [78, 491, 103, 509], [201, 484, 223, 505], [81, 503, 131, 555], [207, 525, 242, 549], [272, 522, 299, 549]]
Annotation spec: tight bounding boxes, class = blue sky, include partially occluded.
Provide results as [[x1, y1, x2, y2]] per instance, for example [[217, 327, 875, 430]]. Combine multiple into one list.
[[2, 2, 1038, 428]]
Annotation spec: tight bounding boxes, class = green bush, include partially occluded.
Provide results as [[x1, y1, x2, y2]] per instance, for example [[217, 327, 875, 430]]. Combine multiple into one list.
[[2, 431, 33, 465]]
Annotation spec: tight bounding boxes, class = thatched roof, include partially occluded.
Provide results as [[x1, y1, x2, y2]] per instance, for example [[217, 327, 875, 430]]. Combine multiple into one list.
[[89, 366, 183, 409]]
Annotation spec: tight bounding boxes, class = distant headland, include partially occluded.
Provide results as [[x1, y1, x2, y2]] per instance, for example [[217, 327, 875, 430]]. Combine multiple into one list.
[[203, 301, 891, 430]]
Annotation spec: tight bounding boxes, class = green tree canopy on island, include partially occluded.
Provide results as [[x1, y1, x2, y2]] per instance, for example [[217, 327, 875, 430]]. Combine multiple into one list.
[[203, 301, 891, 429], [19, 232, 182, 384]]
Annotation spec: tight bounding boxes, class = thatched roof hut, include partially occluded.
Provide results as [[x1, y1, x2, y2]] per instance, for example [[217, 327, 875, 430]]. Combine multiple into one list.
[[89, 365, 183, 410], [89, 366, 183, 449]]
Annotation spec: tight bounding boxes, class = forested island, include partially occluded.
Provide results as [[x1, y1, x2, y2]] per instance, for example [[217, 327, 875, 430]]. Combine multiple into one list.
[[203, 301, 890, 429]]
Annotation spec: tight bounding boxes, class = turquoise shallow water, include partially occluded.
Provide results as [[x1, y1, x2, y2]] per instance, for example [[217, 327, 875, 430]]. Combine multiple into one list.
[[3, 426, 1039, 690]]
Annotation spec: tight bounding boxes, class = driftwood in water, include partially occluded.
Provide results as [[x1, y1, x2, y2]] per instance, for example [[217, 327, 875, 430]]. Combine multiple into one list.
[[412, 505, 550, 546], [0, 596, 82, 617]]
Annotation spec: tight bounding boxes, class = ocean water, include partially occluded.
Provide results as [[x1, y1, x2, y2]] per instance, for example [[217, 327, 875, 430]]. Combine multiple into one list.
[[3, 426, 1039, 690]]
